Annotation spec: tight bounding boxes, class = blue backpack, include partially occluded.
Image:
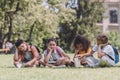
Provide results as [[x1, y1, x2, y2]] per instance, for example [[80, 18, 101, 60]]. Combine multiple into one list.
[[112, 46, 119, 64]]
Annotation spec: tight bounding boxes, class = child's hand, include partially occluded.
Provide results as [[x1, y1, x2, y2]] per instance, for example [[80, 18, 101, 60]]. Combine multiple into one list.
[[75, 49, 79, 54], [79, 54, 85, 59], [75, 54, 84, 59], [74, 54, 80, 58], [47, 47, 54, 54]]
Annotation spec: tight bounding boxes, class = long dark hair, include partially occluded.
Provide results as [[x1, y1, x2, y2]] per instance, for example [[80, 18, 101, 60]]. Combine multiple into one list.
[[73, 34, 91, 53]]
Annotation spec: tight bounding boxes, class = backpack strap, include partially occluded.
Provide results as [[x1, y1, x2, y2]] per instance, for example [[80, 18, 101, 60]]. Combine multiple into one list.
[[106, 54, 114, 61], [56, 46, 62, 57], [106, 45, 115, 61]]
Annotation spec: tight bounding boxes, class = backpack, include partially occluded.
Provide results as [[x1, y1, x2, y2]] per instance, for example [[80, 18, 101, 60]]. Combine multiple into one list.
[[112, 46, 119, 64]]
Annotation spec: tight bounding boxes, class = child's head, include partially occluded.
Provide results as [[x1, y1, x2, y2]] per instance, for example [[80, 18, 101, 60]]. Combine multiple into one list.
[[73, 34, 90, 52], [47, 38, 57, 50], [15, 39, 27, 52], [96, 34, 108, 45]]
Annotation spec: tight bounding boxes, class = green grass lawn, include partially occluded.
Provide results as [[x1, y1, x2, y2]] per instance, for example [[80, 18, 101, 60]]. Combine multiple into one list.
[[0, 54, 120, 80]]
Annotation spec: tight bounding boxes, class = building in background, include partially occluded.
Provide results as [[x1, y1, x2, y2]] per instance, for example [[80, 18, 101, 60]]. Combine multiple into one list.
[[68, 0, 120, 33], [97, 0, 120, 33]]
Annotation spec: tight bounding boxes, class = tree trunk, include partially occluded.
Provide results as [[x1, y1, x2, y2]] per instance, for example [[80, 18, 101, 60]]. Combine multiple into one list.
[[0, 29, 2, 48], [7, 15, 13, 41], [26, 21, 36, 42], [76, 0, 82, 18]]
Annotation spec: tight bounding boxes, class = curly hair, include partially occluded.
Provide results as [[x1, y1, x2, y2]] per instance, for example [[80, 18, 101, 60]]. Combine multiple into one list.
[[97, 34, 108, 44], [73, 34, 91, 53]]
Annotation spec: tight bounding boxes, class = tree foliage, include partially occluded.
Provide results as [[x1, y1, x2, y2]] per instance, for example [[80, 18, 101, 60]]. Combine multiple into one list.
[[58, 0, 104, 51], [0, 0, 104, 52], [0, 0, 60, 50], [0, 0, 76, 51]]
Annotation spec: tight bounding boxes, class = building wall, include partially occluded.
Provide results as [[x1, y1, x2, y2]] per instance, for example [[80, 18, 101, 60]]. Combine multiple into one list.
[[97, 0, 120, 33]]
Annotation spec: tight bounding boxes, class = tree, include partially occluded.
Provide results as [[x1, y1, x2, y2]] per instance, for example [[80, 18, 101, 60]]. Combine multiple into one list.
[[13, 0, 60, 50], [0, 0, 104, 52], [1, 0, 72, 51], [58, 0, 104, 51], [0, 0, 26, 48], [0, 0, 60, 50]]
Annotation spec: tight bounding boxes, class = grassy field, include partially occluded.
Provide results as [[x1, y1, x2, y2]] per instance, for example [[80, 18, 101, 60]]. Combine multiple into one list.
[[0, 54, 120, 80]]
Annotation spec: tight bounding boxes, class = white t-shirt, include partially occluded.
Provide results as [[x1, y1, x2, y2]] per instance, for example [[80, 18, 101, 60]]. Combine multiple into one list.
[[92, 44, 115, 66]]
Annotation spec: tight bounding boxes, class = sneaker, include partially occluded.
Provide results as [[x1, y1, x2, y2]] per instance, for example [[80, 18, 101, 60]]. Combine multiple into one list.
[[16, 63, 22, 68]]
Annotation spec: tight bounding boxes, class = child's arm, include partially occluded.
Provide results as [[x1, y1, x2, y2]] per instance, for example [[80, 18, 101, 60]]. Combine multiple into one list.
[[97, 44, 106, 58], [73, 49, 79, 58], [14, 49, 19, 62], [77, 48, 94, 59], [44, 47, 53, 63], [61, 52, 70, 59], [13, 49, 22, 66], [25, 46, 40, 66]]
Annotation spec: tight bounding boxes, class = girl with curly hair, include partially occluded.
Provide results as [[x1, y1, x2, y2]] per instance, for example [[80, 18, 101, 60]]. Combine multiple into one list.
[[73, 34, 98, 67]]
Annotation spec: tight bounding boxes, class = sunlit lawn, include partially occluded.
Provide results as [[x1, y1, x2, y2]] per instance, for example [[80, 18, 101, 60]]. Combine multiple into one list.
[[0, 54, 120, 80]]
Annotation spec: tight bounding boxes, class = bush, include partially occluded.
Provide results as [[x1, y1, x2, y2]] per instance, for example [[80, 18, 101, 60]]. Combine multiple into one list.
[[108, 32, 120, 50]]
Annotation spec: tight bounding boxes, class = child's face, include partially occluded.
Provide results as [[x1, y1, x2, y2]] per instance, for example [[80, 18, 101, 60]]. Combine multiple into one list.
[[47, 41, 57, 50], [18, 42, 27, 52], [97, 39, 102, 45], [75, 43, 83, 51]]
